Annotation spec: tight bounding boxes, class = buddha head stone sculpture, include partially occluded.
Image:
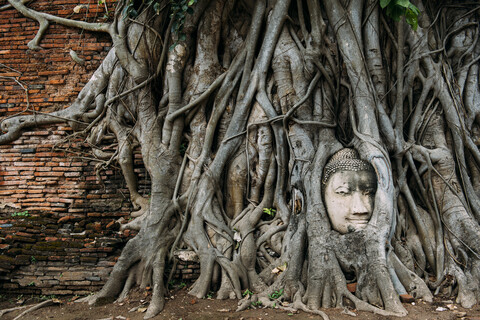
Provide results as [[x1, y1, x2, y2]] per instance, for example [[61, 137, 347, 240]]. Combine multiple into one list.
[[322, 148, 377, 234]]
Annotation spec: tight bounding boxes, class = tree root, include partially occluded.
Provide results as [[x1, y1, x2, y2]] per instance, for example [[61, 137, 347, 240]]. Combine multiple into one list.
[[10, 299, 59, 320], [237, 292, 330, 320], [0, 304, 29, 317]]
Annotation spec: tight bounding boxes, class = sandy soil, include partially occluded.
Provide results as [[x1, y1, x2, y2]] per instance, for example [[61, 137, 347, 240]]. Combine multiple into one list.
[[1, 288, 480, 320]]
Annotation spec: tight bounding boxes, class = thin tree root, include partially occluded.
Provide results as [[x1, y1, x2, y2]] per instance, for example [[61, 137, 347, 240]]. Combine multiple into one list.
[[11, 299, 58, 320]]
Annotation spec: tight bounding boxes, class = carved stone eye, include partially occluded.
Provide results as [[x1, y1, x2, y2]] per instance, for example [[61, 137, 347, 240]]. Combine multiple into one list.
[[363, 189, 374, 196], [335, 188, 350, 196]]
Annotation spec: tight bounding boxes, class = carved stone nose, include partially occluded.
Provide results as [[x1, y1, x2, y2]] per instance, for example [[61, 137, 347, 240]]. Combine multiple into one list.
[[351, 192, 369, 215]]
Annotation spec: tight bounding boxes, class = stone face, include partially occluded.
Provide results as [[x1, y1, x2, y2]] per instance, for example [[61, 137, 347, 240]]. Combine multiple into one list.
[[324, 170, 376, 234], [323, 149, 377, 234]]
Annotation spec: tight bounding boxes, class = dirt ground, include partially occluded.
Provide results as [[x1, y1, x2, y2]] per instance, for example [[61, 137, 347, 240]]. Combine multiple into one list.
[[1, 288, 480, 320]]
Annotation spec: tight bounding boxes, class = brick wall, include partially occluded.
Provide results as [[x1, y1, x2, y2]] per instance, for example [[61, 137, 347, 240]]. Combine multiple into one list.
[[0, 1, 198, 296]]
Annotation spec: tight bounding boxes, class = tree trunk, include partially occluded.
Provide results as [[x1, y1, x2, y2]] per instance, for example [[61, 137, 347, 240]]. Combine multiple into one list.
[[3, 0, 480, 318]]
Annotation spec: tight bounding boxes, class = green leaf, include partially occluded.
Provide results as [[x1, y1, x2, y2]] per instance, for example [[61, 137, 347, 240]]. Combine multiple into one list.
[[188, 0, 195, 5], [171, 20, 179, 32], [386, 5, 404, 21], [263, 208, 276, 216], [153, 2, 160, 14], [243, 289, 254, 297], [405, 8, 418, 31], [395, 0, 410, 8], [380, 0, 391, 8], [408, 3, 420, 15]]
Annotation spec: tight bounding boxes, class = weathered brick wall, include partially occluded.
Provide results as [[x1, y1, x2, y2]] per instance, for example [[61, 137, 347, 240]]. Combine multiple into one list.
[[0, 1, 198, 296], [0, 126, 136, 295]]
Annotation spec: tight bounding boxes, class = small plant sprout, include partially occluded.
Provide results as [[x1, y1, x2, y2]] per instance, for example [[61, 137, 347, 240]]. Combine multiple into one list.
[[11, 211, 29, 217], [262, 208, 276, 217], [251, 300, 262, 307], [380, 0, 420, 30], [242, 289, 253, 297], [269, 288, 284, 300]]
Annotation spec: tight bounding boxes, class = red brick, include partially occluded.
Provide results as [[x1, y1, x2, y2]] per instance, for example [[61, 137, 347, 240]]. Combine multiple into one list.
[[6, 167, 34, 171], [0, 171, 19, 176], [36, 152, 64, 157], [19, 198, 46, 202], [347, 283, 356, 293], [24, 131, 49, 136], [13, 162, 45, 166], [0, 180, 26, 186], [45, 162, 58, 167], [48, 79, 65, 85], [399, 294, 415, 303], [34, 172, 64, 177], [24, 206, 61, 211], [11, 194, 26, 199], [16, 232, 34, 237], [38, 70, 69, 76], [22, 202, 50, 206], [64, 172, 81, 177], [27, 189, 43, 194], [57, 216, 75, 223]]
